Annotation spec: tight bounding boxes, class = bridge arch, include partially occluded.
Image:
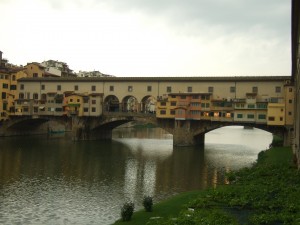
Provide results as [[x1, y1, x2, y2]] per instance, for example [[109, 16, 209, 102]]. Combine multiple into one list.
[[140, 95, 156, 113], [192, 122, 286, 145], [121, 95, 138, 112], [104, 95, 120, 112]]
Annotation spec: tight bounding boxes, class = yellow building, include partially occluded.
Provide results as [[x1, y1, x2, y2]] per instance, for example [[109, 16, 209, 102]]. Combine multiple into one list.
[[64, 93, 103, 117], [0, 70, 10, 121], [0, 67, 27, 121], [64, 93, 84, 116], [24, 62, 46, 78], [284, 84, 294, 126], [156, 93, 212, 120], [267, 103, 285, 126]]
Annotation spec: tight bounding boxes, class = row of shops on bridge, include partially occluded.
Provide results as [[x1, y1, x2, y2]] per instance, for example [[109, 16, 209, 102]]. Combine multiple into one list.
[[156, 90, 294, 127], [6, 86, 294, 127], [11, 92, 156, 118]]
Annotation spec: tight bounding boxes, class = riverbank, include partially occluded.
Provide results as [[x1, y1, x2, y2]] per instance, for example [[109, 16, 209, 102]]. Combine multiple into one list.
[[112, 146, 300, 225]]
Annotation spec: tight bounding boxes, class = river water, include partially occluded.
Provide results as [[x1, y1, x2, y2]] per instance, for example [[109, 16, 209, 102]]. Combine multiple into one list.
[[0, 126, 272, 225]]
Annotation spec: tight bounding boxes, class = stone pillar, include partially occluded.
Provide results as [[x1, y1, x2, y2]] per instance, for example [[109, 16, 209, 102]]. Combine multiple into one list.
[[172, 120, 204, 146], [194, 133, 205, 145], [283, 127, 294, 147], [71, 116, 89, 141]]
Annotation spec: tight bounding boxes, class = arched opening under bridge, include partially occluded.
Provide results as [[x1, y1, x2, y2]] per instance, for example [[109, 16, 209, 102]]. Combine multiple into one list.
[[204, 125, 273, 150]]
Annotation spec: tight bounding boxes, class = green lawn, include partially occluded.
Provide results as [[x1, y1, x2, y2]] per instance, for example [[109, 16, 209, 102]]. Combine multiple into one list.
[[113, 190, 202, 225], [112, 147, 300, 225]]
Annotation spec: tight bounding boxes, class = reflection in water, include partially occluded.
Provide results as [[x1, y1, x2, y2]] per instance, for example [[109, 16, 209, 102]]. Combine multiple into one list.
[[124, 158, 138, 201], [0, 126, 272, 225], [143, 160, 156, 197]]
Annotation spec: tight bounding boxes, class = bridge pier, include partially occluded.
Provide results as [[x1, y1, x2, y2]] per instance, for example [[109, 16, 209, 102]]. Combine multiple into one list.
[[71, 116, 114, 141], [283, 127, 294, 147], [173, 120, 205, 146]]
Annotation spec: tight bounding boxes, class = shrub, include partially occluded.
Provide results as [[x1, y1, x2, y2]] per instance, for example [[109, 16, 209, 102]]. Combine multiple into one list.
[[121, 202, 134, 221], [270, 135, 283, 147], [143, 196, 153, 212]]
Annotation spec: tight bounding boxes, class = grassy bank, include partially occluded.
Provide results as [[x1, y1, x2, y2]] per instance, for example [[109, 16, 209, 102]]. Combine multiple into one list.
[[112, 146, 300, 225]]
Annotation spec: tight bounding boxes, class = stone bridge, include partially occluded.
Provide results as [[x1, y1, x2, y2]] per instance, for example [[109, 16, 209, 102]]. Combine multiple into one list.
[[1, 113, 289, 146]]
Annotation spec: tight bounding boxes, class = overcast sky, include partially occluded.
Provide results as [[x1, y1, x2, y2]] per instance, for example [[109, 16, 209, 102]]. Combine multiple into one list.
[[0, 0, 291, 77]]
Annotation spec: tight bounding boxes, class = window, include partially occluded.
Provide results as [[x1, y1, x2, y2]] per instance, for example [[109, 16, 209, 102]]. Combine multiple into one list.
[[201, 103, 205, 108], [57, 85, 61, 91], [19, 93, 24, 99], [205, 103, 210, 108], [41, 94, 47, 100], [187, 86, 192, 92], [258, 114, 266, 120], [147, 86, 152, 92], [33, 107, 38, 113], [92, 100, 96, 104], [20, 84, 24, 90], [92, 107, 96, 112], [83, 97, 89, 103], [275, 86, 281, 93], [167, 86, 172, 93], [208, 86, 214, 93], [77, 99, 80, 103], [160, 102, 166, 106], [257, 103, 267, 109], [33, 73, 38, 77], [237, 114, 243, 118], [2, 83, 8, 89], [252, 86, 258, 93], [247, 114, 255, 119], [110, 86, 114, 91], [248, 104, 255, 109], [289, 99, 293, 104], [230, 86, 236, 93], [41, 84, 45, 90], [289, 112, 292, 116], [160, 110, 166, 115], [91, 85, 96, 91], [33, 93, 39, 100], [1, 92, 6, 99], [10, 85, 17, 90], [170, 110, 175, 115], [180, 95, 186, 99], [289, 88, 293, 92], [84, 108, 89, 112], [12, 75, 16, 81], [128, 86, 133, 92], [192, 95, 199, 99], [74, 85, 79, 91], [280, 117, 283, 121], [171, 101, 176, 106], [268, 116, 275, 121]]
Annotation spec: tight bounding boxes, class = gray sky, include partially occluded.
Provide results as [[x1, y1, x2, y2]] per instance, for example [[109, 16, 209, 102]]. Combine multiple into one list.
[[0, 0, 291, 76]]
